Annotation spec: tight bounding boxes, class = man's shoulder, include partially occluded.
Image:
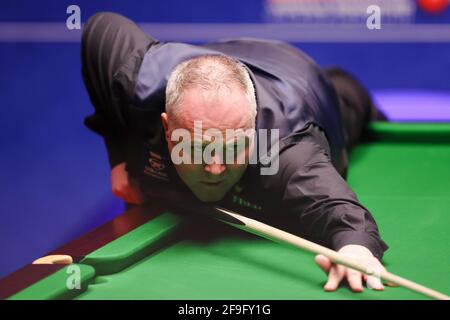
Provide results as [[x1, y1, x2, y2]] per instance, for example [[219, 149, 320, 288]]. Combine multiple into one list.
[[202, 38, 313, 63], [202, 38, 319, 80]]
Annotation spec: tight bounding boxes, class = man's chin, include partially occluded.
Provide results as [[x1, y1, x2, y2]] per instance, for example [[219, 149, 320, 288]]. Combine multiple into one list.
[[193, 191, 226, 203]]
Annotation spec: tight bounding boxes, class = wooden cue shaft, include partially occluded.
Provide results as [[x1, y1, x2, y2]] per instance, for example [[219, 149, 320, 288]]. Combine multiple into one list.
[[215, 207, 450, 300]]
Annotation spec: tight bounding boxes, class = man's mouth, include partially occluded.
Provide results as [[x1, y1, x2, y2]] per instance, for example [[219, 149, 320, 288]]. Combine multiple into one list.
[[202, 180, 224, 186]]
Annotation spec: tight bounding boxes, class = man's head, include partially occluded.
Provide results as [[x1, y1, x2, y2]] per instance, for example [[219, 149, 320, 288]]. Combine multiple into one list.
[[162, 55, 257, 202]]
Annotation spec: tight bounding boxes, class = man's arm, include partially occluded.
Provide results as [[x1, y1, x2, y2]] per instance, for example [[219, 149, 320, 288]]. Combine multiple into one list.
[[84, 110, 144, 205], [103, 136, 127, 169], [262, 123, 387, 258], [261, 123, 388, 291], [81, 12, 158, 203]]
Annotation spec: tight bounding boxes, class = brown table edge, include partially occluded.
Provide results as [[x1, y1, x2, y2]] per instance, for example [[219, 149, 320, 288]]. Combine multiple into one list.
[[0, 202, 166, 300]]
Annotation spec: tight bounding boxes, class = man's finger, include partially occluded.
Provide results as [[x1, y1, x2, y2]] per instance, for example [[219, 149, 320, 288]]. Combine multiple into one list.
[[129, 183, 143, 204], [129, 192, 142, 205], [384, 281, 398, 287], [364, 262, 389, 289], [124, 191, 140, 205], [129, 190, 139, 203], [113, 190, 125, 200], [346, 269, 364, 292], [324, 265, 345, 291], [366, 275, 385, 290], [315, 255, 332, 274]]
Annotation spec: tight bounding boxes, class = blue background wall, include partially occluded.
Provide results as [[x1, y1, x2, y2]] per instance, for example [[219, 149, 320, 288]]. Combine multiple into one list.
[[1, 0, 449, 278]]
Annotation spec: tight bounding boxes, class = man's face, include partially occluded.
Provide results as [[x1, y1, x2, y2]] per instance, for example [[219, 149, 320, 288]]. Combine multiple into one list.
[[162, 86, 255, 202]]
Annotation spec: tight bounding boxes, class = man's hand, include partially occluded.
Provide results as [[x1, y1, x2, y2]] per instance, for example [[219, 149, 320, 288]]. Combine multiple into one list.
[[111, 162, 143, 205], [315, 244, 385, 292]]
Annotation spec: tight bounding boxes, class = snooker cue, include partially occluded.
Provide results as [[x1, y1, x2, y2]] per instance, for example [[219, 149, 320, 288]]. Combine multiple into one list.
[[214, 207, 450, 300]]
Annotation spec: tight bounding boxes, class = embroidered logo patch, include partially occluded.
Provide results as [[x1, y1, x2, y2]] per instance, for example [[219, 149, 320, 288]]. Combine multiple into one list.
[[232, 195, 262, 211], [144, 152, 169, 181]]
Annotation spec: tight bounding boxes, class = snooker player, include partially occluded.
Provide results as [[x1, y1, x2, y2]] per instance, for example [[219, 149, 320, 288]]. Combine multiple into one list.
[[81, 12, 389, 293]]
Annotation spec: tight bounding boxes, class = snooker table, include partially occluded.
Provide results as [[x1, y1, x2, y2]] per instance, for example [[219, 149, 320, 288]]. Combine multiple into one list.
[[1, 122, 449, 300]]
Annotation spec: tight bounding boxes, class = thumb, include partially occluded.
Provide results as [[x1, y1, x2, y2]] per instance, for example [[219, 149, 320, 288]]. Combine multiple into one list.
[[315, 254, 332, 274]]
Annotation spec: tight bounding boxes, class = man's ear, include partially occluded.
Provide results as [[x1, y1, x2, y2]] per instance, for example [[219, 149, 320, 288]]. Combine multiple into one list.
[[161, 112, 171, 142]]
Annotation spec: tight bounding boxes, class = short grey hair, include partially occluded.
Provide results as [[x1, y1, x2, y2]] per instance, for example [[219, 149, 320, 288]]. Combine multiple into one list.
[[165, 55, 257, 127]]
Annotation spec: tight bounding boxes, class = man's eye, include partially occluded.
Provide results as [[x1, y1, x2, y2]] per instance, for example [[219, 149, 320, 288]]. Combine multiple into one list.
[[230, 144, 245, 152], [225, 145, 246, 161]]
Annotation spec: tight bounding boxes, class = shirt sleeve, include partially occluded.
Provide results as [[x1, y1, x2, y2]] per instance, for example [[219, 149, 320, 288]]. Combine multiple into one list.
[[261, 123, 388, 259], [84, 111, 127, 169]]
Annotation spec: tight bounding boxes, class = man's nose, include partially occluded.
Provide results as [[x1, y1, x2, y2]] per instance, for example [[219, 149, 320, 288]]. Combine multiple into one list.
[[204, 155, 226, 175]]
